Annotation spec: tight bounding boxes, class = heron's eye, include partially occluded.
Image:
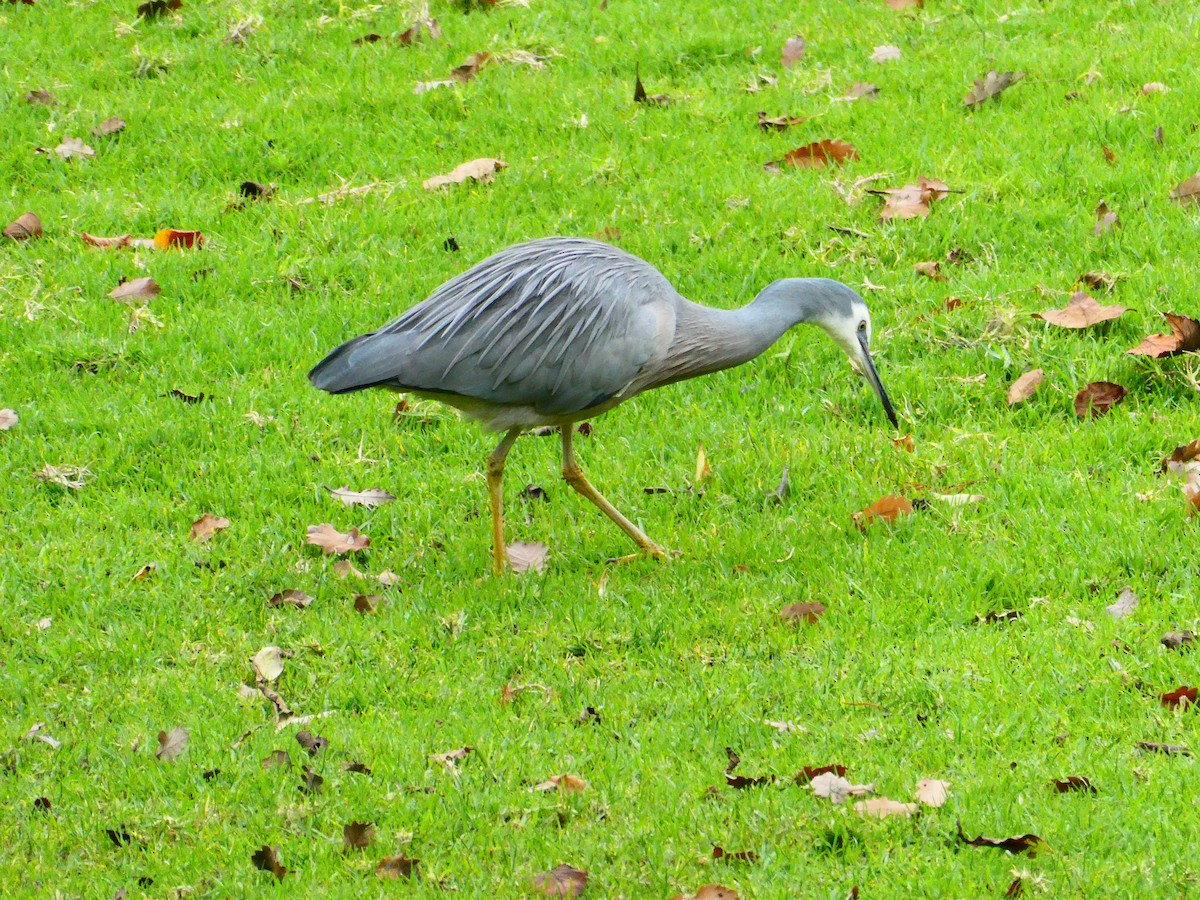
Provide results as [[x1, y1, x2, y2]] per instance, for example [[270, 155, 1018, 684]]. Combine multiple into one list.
[[857, 321, 867, 333]]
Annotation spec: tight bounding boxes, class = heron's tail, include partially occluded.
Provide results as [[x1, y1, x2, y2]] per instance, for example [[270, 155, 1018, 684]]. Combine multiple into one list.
[[308, 332, 412, 394]]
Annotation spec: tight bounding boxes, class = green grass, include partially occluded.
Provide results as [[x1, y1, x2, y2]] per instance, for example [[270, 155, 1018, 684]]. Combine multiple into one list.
[[3, 0, 1200, 895]]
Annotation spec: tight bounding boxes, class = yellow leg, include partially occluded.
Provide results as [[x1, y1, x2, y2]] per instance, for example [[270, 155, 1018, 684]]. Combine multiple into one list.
[[486, 428, 522, 576], [560, 426, 667, 560]]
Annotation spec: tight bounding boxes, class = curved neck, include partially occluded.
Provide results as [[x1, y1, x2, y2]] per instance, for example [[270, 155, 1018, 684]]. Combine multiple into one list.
[[647, 282, 819, 388]]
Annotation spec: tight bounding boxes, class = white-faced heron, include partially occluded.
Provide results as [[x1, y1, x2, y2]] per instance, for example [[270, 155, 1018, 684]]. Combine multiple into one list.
[[310, 237, 898, 574]]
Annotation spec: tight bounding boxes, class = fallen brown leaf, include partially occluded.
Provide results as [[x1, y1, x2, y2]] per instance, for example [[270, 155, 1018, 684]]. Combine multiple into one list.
[[633, 67, 672, 105], [672, 887, 740, 900], [871, 44, 901, 63], [854, 797, 918, 818], [853, 495, 913, 530], [0, 409, 18, 430], [35, 464, 92, 490], [155, 726, 188, 761], [1128, 312, 1200, 358], [1007, 369, 1044, 406], [1094, 201, 1120, 235], [261, 750, 291, 769], [874, 177, 952, 220], [506, 540, 549, 574], [781, 34, 806, 69], [429, 745, 473, 769], [757, 111, 809, 131], [376, 854, 419, 879], [712, 845, 758, 863], [397, 16, 441, 44], [1073, 382, 1127, 419], [795, 764, 847, 783], [250, 646, 285, 682], [1161, 630, 1195, 650], [956, 820, 1045, 856], [1079, 271, 1116, 292], [342, 821, 375, 852], [54, 137, 94, 161], [154, 228, 203, 249], [92, 116, 126, 138], [810, 771, 873, 804], [913, 260, 946, 280], [964, 71, 1025, 107], [1105, 586, 1138, 619], [306, 523, 369, 555], [533, 774, 589, 793], [190, 513, 230, 543], [1033, 292, 1128, 328], [4, 212, 42, 240], [451, 50, 492, 84], [268, 590, 312, 609], [777, 139, 859, 169], [1169, 173, 1200, 205], [533, 864, 587, 897], [838, 82, 879, 101], [915, 778, 950, 807], [353, 593, 383, 614], [251, 845, 287, 881], [138, 0, 182, 18], [780, 601, 826, 624], [298, 763, 324, 794], [1051, 776, 1097, 794], [1161, 686, 1198, 708], [295, 730, 329, 756], [423, 158, 507, 191], [25, 89, 57, 106], [109, 276, 161, 304], [1136, 741, 1190, 755]]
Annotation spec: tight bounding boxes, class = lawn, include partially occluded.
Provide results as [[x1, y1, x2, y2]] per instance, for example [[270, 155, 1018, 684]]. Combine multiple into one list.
[[2, 0, 1199, 896]]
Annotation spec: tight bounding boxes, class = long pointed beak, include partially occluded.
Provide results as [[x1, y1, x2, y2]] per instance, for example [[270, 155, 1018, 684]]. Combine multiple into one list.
[[856, 332, 899, 428]]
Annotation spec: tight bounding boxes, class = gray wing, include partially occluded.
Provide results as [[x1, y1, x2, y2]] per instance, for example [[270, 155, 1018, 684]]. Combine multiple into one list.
[[310, 238, 678, 415]]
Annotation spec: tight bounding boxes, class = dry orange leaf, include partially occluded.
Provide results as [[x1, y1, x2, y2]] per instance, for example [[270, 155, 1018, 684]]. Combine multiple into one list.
[[190, 513, 230, 543], [779, 139, 859, 169], [154, 228, 203, 249], [1128, 312, 1200, 358], [781, 600, 826, 624], [306, 523, 370, 554], [4, 212, 42, 240], [376, 854, 419, 879], [913, 260, 946, 281], [1033, 292, 1128, 328], [1007, 369, 1044, 406], [1074, 382, 1128, 419], [533, 774, 589, 793], [853, 495, 913, 530], [423, 158, 507, 191]]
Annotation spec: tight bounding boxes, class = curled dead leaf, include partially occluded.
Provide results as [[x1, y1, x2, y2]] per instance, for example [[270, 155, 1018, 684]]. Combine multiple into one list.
[[780, 601, 826, 624], [854, 797, 918, 818], [155, 726, 188, 761], [342, 821, 375, 852], [1051, 775, 1097, 793], [251, 845, 287, 881], [1169, 173, 1200, 205], [533, 774, 589, 793], [810, 771, 873, 804], [1161, 685, 1198, 708], [956, 820, 1045, 856], [54, 137, 94, 161], [1128, 312, 1200, 358], [376, 854, 419, 879], [328, 486, 396, 507], [4, 212, 42, 240], [250, 646, 285, 682]]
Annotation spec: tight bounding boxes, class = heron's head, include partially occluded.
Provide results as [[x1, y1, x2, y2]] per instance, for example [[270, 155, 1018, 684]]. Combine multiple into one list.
[[775, 278, 899, 428]]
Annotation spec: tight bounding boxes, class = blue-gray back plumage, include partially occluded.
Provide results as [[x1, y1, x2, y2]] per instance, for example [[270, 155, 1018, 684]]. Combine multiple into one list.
[[310, 238, 678, 422]]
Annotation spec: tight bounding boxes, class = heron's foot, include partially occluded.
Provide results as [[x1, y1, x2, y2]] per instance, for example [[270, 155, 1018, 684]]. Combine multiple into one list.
[[605, 543, 677, 566]]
